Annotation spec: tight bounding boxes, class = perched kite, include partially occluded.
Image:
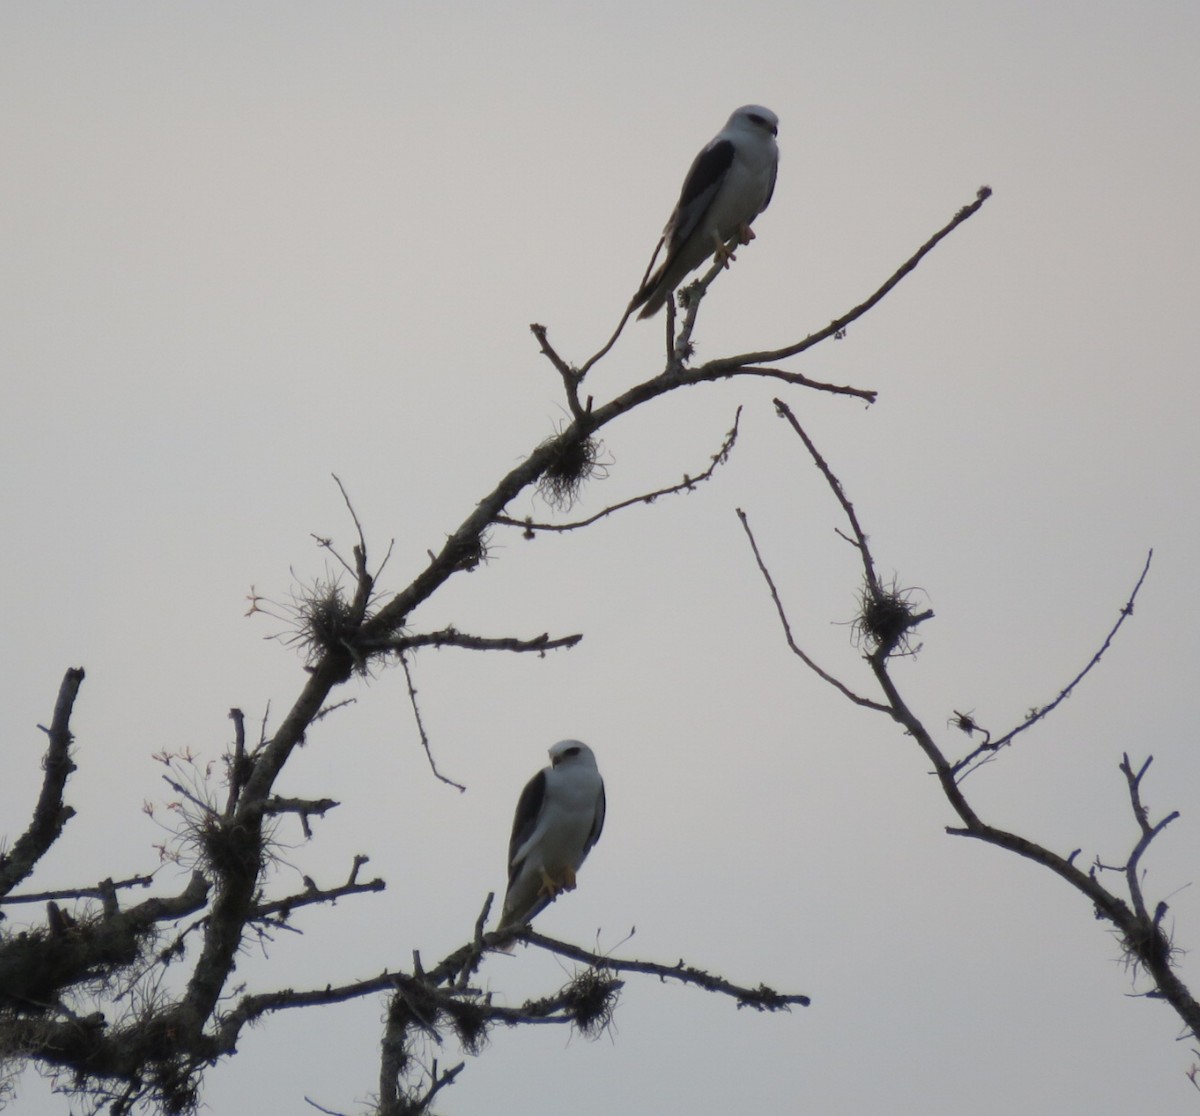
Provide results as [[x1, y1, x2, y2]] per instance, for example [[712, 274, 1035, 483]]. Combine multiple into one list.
[[629, 105, 779, 319], [498, 740, 606, 932]]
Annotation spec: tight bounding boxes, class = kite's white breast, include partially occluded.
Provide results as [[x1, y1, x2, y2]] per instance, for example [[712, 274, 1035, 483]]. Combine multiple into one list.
[[705, 143, 776, 244], [517, 765, 602, 875]]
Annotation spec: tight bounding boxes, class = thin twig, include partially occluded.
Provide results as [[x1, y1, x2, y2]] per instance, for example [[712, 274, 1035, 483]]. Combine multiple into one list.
[[418, 1060, 466, 1111], [575, 229, 670, 380], [453, 892, 495, 991], [0, 873, 156, 906], [669, 246, 741, 369], [520, 929, 810, 1010], [700, 186, 992, 375], [1116, 753, 1181, 923], [399, 652, 466, 792], [530, 324, 591, 420], [303, 1097, 350, 1116], [251, 867, 385, 921], [496, 408, 743, 534], [985, 550, 1154, 754], [772, 399, 881, 595], [736, 508, 889, 712], [161, 774, 219, 818]]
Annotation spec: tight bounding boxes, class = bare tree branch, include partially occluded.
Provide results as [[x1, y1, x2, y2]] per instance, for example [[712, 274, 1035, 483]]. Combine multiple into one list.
[[749, 407, 1200, 1043], [0, 873, 156, 907], [531, 322, 592, 420], [251, 872, 386, 922], [361, 194, 988, 656], [0, 871, 209, 1018], [771, 399, 881, 596], [519, 929, 811, 1010], [0, 186, 987, 1112], [0, 668, 84, 898], [702, 186, 992, 374], [363, 628, 583, 656], [965, 550, 1154, 763], [398, 652, 466, 793], [736, 507, 888, 712], [1110, 754, 1181, 924], [496, 407, 743, 535]]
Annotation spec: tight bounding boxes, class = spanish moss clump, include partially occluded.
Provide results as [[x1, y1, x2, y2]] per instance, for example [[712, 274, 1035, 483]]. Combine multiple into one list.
[[564, 967, 620, 1038], [293, 576, 356, 663], [854, 578, 926, 657], [0, 915, 130, 1011], [1120, 919, 1175, 977], [677, 278, 703, 311], [446, 531, 488, 572], [444, 998, 490, 1055], [194, 813, 265, 882], [134, 1020, 203, 1115], [536, 433, 604, 511]]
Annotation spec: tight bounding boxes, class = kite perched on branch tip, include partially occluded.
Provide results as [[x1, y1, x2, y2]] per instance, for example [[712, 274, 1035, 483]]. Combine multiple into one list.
[[629, 104, 779, 319]]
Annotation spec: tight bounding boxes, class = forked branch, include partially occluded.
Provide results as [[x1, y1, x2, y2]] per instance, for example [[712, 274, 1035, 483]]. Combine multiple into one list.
[[743, 404, 1200, 1041]]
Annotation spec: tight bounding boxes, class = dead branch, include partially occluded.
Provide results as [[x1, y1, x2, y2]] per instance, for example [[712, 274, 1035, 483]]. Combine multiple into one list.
[[261, 796, 339, 818], [772, 399, 880, 596], [972, 551, 1153, 759], [260, 796, 340, 839], [398, 652, 466, 793], [1113, 754, 1181, 923], [950, 552, 1153, 778], [701, 186, 992, 375], [248, 871, 386, 922], [0, 871, 209, 1014], [1, 186, 987, 1111], [496, 407, 743, 535], [748, 408, 1200, 1042], [363, 628, 583, 656], [362, 188, 988, 649], [0, 668, 85, 898], [519, 929, 811, 1011], [736, 506, 889, 712], [0, 874, 156, 908], [530, 322, 591, 420]]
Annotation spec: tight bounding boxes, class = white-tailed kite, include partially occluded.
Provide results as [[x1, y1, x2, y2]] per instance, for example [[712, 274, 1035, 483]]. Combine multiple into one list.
[[497, 740, 606, 932], [629, 105, 779, 319]]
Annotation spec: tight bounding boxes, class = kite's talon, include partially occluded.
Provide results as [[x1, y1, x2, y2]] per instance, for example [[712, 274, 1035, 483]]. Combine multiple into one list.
[[537, 869, 560, 899], [736, 222, 757, 246], [536, 865, 578, 899], [712, 236, 738, 269]]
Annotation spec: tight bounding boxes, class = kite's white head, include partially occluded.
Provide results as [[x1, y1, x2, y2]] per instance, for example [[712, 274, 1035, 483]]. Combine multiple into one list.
[[548, 739, 598, 769], [728, 104, 779, 137]]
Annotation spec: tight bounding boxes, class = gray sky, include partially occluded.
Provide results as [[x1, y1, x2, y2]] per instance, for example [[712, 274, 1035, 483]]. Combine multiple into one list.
[[3, 2, 1199, 1113]]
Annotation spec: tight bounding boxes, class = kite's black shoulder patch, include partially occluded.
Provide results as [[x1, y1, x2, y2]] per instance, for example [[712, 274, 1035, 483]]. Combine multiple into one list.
[[586, 780, 607, 853], [677, 139, 734, 209], [507, 768, 547, 879]]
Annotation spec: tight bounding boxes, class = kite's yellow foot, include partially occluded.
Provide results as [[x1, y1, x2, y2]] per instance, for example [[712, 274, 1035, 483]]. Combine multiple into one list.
[[536, 865, 578, 898], [712, 236, 738, 269], [736, 222, 757, 246]]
